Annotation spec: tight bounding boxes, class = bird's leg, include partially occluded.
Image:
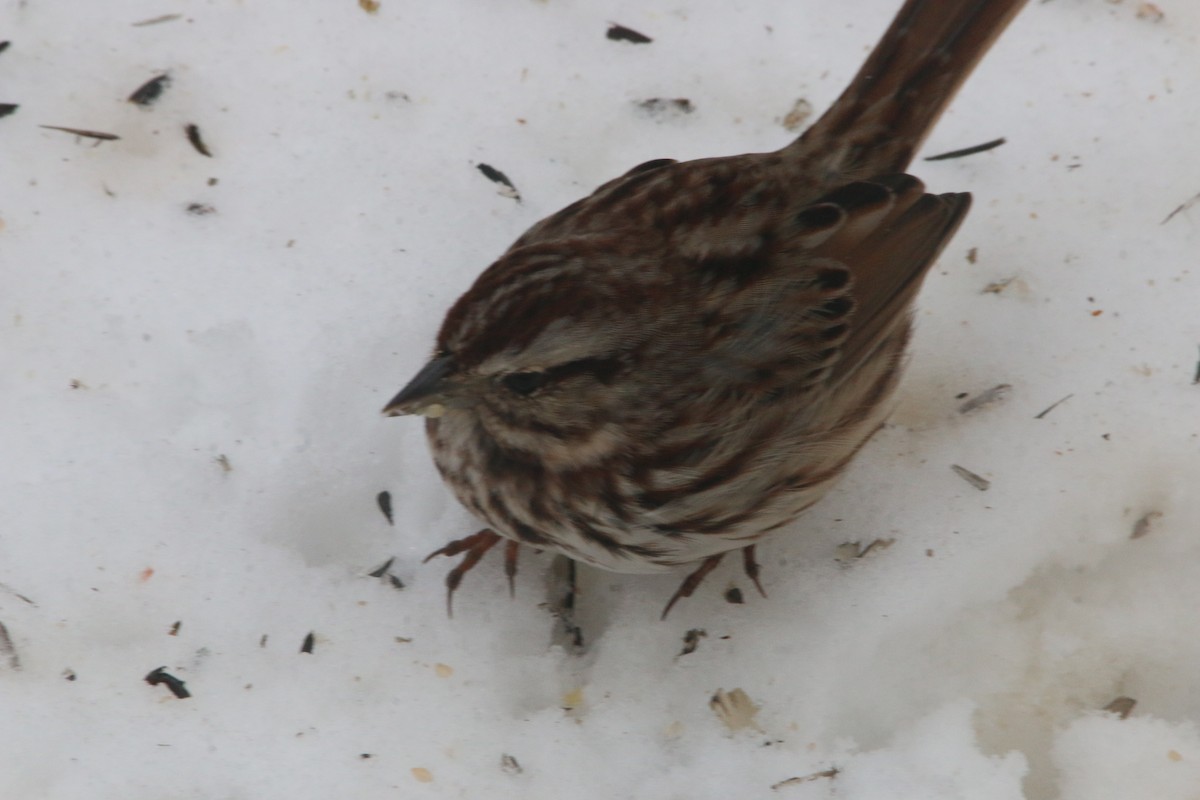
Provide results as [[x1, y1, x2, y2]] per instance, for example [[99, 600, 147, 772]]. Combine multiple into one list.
[[661, 553, 725, 620], [503, 539, 520, 598], [741, 545, 767, 598], [423, 529, 508, 616], [661, 545, 769, 619]]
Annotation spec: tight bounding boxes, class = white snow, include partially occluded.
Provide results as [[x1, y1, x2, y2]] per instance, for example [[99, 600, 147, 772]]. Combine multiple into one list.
[[3, 1, 1200, 798]]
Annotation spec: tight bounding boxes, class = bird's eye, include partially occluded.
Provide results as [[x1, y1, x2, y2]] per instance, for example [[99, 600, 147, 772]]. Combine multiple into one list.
[[501, 371, 548, 396]]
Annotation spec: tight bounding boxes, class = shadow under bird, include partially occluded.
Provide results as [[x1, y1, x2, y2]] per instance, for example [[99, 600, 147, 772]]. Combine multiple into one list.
[[384, 0, 1029, 617]]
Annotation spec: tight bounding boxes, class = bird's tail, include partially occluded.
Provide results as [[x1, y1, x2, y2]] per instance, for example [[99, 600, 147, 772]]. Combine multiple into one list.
[[787, 0, 1027, 177]]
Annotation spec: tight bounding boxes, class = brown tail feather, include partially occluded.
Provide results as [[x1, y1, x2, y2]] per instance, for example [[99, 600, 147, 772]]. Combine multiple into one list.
[[787, 0, 1027, 177]]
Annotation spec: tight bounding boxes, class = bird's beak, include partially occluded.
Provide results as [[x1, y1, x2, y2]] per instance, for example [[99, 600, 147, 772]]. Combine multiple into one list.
[[382, 354, 456, 418]]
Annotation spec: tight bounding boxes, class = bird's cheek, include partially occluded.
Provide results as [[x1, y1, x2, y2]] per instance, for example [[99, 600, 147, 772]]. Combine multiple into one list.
[[537, 423, 626, 470]]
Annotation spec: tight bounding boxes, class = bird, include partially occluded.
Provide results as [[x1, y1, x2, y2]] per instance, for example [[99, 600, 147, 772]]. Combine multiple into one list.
[[383, 0, 1029, 617]]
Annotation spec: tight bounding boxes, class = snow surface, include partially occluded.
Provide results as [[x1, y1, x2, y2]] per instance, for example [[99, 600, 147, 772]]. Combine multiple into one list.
[[3, 1, 1200, 798]]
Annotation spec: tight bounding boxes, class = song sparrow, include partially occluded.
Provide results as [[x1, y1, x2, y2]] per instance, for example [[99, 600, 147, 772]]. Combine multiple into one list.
[[384, 0, 1028, 616]]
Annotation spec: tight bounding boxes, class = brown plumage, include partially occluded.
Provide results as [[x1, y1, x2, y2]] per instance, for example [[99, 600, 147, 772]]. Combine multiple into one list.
[[384, 0, 1029, 616]]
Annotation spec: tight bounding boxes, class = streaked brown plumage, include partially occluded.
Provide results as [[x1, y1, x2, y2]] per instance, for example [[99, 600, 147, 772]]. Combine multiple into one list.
[[384, 0, 1028, 616]]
